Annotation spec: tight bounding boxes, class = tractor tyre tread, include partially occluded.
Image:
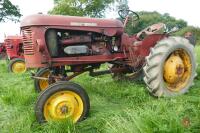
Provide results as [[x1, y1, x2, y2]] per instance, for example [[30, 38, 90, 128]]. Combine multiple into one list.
[[143, 37, 197, 97]]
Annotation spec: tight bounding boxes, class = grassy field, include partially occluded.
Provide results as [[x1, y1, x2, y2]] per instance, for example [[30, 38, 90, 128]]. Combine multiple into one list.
[[0, 46, 200, 133]]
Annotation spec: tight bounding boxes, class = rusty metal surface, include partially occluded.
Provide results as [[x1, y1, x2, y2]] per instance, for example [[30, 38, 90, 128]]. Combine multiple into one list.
[[61, 35, 91, 45]]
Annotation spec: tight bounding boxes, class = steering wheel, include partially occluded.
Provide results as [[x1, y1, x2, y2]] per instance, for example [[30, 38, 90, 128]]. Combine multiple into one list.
[[118, 9, 139, 21], [136, 23, 166, 40]]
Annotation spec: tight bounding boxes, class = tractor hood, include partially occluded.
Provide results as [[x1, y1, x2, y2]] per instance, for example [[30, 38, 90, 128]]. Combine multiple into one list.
[[4, 36, 22, 40], [21, 14, 123, 28]]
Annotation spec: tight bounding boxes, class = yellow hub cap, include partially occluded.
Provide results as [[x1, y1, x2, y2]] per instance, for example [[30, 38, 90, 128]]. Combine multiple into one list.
[[39, 71, 50, 91], [163, 49, 192, 92], [44, 91, 84, 123], [12, 61, 26, 73]]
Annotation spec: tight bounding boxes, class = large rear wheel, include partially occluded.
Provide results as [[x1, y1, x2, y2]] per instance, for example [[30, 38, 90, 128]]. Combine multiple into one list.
[[143, 37, 197, 97], [35, 82, 90, 123], [8, 58, 26, 74]]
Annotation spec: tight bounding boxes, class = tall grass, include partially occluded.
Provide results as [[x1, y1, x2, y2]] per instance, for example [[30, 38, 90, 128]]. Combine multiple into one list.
[[0, 46, 200, 133]]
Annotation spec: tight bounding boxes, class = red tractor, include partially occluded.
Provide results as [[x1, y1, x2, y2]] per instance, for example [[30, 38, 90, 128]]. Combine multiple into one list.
[[20, 10, 197, 123], [0, 42, 6, 59], [4, 36, 26, 73]]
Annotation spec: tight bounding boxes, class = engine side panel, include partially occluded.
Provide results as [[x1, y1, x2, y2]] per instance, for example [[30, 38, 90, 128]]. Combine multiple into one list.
[[21, 26, 125, 68]]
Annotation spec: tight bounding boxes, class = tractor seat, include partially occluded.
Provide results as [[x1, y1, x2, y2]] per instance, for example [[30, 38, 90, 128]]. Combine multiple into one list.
[[136, 23, 166, 40]]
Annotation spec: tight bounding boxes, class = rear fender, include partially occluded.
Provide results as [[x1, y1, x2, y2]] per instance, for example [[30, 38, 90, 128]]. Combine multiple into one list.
[[137, 34, 167, 57]]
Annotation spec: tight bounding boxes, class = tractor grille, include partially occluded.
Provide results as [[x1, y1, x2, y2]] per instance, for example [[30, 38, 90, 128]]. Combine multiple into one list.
[[22, 28, 34, 55], [5, 40, 12, 53]]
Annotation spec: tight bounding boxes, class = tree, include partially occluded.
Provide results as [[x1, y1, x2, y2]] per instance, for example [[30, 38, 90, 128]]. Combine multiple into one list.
[[117, 0, 129, 11], [49, 0, 116, 18], [0, 0, 22, 22], [125, 11, 188, 35]]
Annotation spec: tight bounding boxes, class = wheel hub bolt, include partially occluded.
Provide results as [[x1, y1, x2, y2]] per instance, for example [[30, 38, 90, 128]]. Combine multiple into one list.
[[60, 105, 68, 114]]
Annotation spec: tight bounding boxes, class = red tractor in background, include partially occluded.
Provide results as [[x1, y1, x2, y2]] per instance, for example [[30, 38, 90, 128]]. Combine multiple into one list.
[[21, 10, 197, 123], [4, 36, 26, 73], [0, 42, 6, 59]]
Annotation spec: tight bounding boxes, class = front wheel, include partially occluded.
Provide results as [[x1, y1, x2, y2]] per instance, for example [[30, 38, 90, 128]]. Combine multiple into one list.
[[143, 37, 197, 97], [34, 68, 51, 92], [8, 58, 26, 74], [35, 82, 90, 123]]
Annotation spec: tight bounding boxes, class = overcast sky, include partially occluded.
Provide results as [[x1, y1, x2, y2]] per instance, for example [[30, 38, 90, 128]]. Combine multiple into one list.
[[0, 0, 199, 41]]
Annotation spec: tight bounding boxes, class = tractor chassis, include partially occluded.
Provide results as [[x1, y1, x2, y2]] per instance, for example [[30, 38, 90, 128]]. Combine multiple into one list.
[[31, 65, 128, 82]]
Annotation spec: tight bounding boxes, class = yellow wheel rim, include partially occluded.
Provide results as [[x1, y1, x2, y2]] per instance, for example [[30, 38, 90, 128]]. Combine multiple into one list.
[[39, 70, 50, 91], [163, 49, 192, 92], [44, 91, 84, 123], [12, 61, 26, 74]]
